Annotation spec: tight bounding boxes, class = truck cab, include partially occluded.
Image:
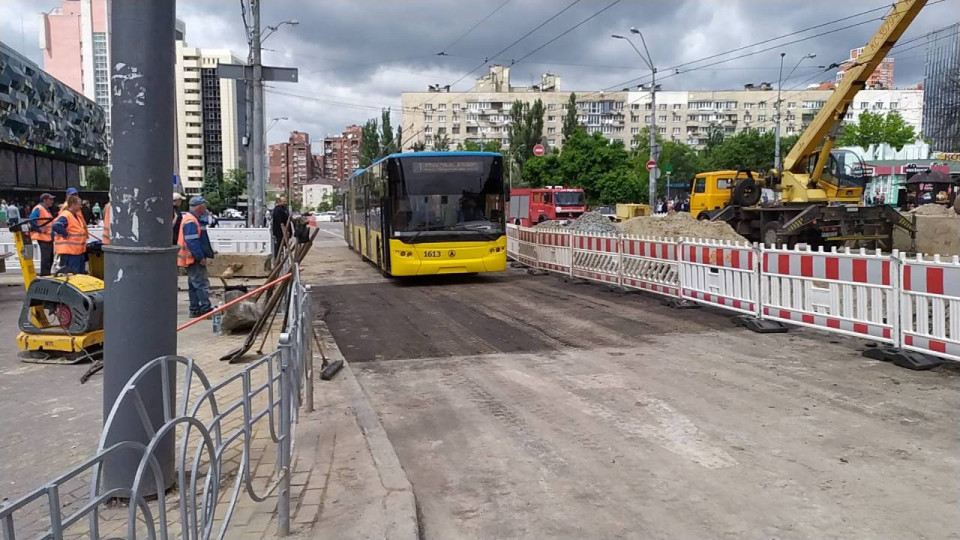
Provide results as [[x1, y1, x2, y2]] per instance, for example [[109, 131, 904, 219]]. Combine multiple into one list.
[[508, 186, 586, 227], [689, 170, 759, 220]]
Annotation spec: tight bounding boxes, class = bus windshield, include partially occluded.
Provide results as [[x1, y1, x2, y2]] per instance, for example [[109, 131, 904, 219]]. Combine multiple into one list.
[[391, 156, 504, 239], [554, 191, 584, 206]]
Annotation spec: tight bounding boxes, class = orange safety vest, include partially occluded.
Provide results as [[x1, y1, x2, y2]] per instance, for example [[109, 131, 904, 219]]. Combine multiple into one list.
[[30, 204, 53, 243], [54, 209, 88, 256], [101, 203, 111, 245], [177, 211, 201, 267]]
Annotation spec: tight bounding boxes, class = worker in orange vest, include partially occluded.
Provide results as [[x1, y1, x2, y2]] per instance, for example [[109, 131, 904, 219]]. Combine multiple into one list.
[[52, 194, 88, 274], [28, 193, 56, 275], [101, 201, 111, 245], [178, 195, 215, 316]]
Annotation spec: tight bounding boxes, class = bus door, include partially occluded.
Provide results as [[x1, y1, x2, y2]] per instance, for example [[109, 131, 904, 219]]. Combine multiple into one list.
[[364, 184, 372, 259]]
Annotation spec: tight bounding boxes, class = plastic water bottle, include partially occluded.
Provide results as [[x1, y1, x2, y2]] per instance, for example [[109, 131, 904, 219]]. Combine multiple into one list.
[[211, 305, 223, 335]]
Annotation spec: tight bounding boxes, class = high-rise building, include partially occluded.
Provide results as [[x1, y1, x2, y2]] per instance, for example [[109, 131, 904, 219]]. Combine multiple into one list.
[[268, 131, 315, 204], [401, 65, 923, 151], [40, 0, 112, 126], [922, 23, 960, 152], [322, 125, 362, 182], [174, 36, 247, 193], [836, 48, 895, 89]]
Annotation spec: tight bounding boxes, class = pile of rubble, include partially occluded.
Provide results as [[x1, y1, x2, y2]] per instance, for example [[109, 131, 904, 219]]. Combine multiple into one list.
[[620, 212, 749, 243], [565, 211, 621, 234]]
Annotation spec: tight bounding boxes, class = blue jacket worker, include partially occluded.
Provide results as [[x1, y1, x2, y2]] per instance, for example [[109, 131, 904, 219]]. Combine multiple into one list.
[[177, 196, 216, 317]]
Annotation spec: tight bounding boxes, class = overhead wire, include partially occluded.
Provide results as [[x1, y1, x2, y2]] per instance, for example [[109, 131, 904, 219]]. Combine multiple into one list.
[[438, 0, 512, 55]]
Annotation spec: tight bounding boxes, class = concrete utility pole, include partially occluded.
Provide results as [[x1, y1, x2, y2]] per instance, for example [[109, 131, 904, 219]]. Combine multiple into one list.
[[251, 0, 265, 228], [103, 0, 178, 494], [613, 28, 658, 206]]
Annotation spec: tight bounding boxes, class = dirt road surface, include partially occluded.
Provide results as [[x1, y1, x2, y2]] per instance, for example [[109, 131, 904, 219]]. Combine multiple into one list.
[[313, 226, 960, 539]]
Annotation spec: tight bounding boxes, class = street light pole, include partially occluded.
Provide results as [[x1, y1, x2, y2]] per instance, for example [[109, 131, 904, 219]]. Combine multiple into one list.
[[775, 52, 785, 176], [775, 53, 816, 176], [251, 0, 265, 227], [613, 29, 658, 206]]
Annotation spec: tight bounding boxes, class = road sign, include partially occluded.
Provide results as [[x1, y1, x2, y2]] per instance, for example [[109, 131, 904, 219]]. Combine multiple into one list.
[[665, 164, 673, 173], [646, 159, 657, 172], [218, 64, 299, 83], [532, 144, 546, 157]]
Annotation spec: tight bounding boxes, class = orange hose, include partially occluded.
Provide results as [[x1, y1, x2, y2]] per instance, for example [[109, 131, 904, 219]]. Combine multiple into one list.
[[176, 272, 292, 332]]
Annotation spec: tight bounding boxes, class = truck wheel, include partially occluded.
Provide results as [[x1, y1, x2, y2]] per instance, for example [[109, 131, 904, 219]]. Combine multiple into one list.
[[762, 222, 783, 248], [697, 212, 710, 221], [537, 215, 547, 224], [732, 178, 762, 206]]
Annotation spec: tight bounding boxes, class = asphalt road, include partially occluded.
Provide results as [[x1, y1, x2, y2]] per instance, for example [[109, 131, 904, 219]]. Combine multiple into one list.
[[314, 229, 960, 540]]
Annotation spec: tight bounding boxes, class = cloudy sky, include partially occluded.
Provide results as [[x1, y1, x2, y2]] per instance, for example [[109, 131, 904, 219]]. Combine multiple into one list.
[[1, 0, 957, 146]]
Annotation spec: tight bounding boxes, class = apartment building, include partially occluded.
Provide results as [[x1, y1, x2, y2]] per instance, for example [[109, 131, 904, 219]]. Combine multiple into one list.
[[836, 47, 895, 89], [322, 125, 362, 182], [269, 131, 315, 204], [175, 39, 246, 193], [400, 66, 924, 151]]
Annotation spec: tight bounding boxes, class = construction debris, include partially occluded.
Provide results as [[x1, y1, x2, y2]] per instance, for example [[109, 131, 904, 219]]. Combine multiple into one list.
[[909, 203, 957, 217], [620, 212, 749, 243], [566, 211, 621, 234]]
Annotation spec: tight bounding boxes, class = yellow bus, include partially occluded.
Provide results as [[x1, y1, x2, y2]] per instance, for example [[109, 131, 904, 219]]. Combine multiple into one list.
[[344, 151, 507, 276]]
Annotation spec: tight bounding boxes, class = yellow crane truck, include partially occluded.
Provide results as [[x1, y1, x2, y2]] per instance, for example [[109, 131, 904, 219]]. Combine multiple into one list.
[[700, 0, 921, 248]]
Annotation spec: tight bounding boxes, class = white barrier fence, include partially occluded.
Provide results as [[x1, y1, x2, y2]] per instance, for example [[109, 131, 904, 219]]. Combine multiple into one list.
[[1, 227, 270, 271], [506, 224, 959, 367]]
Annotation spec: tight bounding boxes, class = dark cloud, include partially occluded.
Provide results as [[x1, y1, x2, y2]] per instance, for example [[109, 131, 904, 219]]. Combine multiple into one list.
[[3, 0, 956, 144]]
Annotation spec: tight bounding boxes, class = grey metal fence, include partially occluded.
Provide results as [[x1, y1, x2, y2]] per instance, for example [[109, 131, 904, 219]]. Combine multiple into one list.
[[0, 263, 315, 539]]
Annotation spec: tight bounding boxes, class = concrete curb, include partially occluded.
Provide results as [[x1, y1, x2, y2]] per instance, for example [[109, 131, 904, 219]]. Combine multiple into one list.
[[315, 322, 420, 540]]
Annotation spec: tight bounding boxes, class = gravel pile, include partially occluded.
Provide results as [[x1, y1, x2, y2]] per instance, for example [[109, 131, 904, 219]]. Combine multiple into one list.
[[620, 212, 749, 243], [565, 211, 621, 234], [534, 219, 564, 229]]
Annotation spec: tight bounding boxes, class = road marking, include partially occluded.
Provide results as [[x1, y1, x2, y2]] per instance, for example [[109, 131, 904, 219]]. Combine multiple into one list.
[[317, 227, 344, 239]]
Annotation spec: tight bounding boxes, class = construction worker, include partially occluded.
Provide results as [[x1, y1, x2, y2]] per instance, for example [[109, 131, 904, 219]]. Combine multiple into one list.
[[59, 187, 78, 212], [101, 200, 111, 245], [178, 195, 214, 317], [52, 194, 88, 274], [28, 193, 56, 276], [171, 192, 183, 245]]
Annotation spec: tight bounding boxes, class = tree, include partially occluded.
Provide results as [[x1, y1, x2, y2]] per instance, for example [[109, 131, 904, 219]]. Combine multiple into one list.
[[507, 98, 545, 182], [201, 170, 225, 213], [633, 128, 707, 197], [317, 190, 343, 212], [85, 166, 110, 190], [395, 125, 403, 152], [458, 139, 502, 152], [410, 140, 427, 152], [562, 92, 581, 140], [380, 108, 396, 154], [431, 133, 451, 151], [359, 119, 380, 167], [838, 110, 917, 152], [703, 129, 798, 173]]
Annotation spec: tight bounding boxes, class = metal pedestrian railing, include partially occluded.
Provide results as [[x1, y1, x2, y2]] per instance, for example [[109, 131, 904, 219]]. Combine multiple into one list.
[[0, 263, 314, 539]]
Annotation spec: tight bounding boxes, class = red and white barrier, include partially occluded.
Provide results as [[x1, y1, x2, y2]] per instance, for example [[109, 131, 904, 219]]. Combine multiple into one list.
[[680, 239, 758, 316], [506, 224, 519, 260], [515, 226, 539, 268], [571, 232, 621, 286], [900, 254, 960, 362], [760, 246, 897, 344], [536, 228, 572, 274], [620, 235, 680, 297]]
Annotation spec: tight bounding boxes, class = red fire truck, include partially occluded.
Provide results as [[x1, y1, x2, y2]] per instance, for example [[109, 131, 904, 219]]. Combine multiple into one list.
[[508, 186, 587, 227]]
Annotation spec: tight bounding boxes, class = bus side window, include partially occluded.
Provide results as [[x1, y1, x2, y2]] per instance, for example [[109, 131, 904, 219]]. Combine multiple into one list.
[[694, 177, 706, 193]]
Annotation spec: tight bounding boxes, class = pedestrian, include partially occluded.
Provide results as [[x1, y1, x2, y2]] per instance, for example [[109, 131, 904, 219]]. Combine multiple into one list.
[[171, 192, 183, 245], [0, 200, 7, 225], [178, 195, 215, 317], [6, 199, 21, 225], [52, 194, 88, 274], [271, 196, 290, 257], [29, 193, 57, 276], [81, 200, 95, 225], [92, 201, 102, 223]]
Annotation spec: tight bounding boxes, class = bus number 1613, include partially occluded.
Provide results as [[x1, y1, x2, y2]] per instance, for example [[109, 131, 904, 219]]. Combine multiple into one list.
[[423, 250, 442, 258]]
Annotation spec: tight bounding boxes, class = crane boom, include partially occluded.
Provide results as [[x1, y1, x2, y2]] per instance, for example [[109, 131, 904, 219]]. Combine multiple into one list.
[[783, 0, 926, 173]]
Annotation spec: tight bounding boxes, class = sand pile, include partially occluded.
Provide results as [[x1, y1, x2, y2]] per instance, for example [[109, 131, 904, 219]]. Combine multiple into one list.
[[910, 203, 957, 217], [620, 212, 749, 243]]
